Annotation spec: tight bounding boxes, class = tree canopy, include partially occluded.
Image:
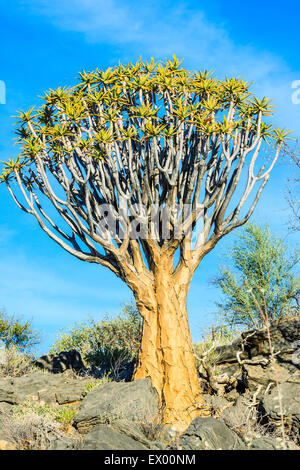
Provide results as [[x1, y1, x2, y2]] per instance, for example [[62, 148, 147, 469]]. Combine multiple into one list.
[[0, 56, 290, 283]]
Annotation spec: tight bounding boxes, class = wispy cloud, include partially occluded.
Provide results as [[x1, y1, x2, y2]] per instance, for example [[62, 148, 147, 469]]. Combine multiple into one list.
[[18, 0, 300, 135]]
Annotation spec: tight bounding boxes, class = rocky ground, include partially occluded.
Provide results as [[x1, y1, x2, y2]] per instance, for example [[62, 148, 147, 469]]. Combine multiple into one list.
[[0, 316, 299, 450]]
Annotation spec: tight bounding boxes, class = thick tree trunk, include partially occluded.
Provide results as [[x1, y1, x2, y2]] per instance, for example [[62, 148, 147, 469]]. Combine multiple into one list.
[[133, 259, 207, 431]]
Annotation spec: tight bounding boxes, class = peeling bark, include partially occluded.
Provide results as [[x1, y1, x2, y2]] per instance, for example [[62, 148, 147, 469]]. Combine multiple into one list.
[[133, 257, 206, 430]]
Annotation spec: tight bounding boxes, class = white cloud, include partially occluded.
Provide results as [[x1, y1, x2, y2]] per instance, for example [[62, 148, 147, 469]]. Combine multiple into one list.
[[19, 0, 300, 135]]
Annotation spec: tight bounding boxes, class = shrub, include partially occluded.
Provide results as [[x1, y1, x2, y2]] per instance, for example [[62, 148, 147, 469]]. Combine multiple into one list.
[[0, 344, 38, 378], [212, 222, 299, 328], [0, 309, 40, 351], [0, 412, 64, 450], [84, 375, 112, 393], [50, 302, 142, 376], [13, 401, 77, 425]]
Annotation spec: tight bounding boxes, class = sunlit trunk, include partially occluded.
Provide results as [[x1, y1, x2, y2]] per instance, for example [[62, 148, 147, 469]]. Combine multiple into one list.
[[133, 260, 206, 431]]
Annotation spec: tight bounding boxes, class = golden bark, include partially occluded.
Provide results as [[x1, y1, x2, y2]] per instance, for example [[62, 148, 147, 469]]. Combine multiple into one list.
[[133, 255, 208, 431]]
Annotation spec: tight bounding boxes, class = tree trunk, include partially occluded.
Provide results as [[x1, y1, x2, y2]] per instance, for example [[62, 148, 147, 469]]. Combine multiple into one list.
[[133, 259, 207, 431]]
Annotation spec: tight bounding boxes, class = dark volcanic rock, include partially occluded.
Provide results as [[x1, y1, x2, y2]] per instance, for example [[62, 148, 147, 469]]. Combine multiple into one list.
[[215, 316, 300, 366], [169, 417, 246, 450], [74, 378, 159, 433], [249, 436, 294, 450], [80, 425, 149, 450], [214, 316, 300, 392], [0, 382, 18, 405], [262, 382, 300, 442], [34, 350, 85, 374], [0, 371, 90, 405]]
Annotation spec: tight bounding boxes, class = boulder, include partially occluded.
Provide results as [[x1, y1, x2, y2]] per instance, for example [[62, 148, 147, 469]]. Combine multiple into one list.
[[46, 434, 80, 450], [34, 350, 85, 374], [80, 425, 149, 450], [169, 417, 246, 450], [220, 396, 250, 431], [243, 363, 292, 390], [202, 393, 232, 410], [249, 436, 295, 450], [0, 371, 90, 406], [0, 381, 18, 405], [213, 316, 300, 393], [215, 316, 300, 367], [0, 422, 17, 450], [0, 402, 14, 414], [262, 382, 300, 442], [74, 378, 159, 433]]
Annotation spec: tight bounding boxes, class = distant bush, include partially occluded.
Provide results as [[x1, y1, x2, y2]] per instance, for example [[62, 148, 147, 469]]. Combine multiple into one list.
[[50, 302, 142, 376], [0, 309, 40, 351]]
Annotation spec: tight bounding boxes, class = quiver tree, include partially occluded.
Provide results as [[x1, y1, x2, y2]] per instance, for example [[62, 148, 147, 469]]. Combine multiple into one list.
[[1, 56, 290, 430]]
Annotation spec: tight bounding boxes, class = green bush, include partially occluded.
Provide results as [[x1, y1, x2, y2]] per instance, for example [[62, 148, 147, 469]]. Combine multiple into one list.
[[84, 375, 112, 393], [13, 401, 77, 425], [50, 302, 142, 374], [212, 222, 299, 328], [0, 310, 40, 351]]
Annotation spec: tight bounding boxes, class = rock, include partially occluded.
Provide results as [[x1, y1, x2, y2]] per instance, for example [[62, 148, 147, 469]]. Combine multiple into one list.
[[0, 424, 17, 450], [47, 434, 80, 450], [0, 371, 90, 406], [169, 417, 246, 450], [111, 419, 164, 449], [80, 425, 150, 450], [0, 402, 14, 414], [212, 316, 300, 396], [202, 394, 231, 410], [262, 382, 300, 442], [243, 362, 300, 391], [249, 436, 293, 450], [34, 350, 85, 374], [220, 396, 250, 431], [0, 382, 18, 405], [55, 383, 89, 405], [225, 388, 240, 401], [136, 419, 175, 446], [74, 378, 159, 433], [215, 316, 300, 367], [0, 440, 17, 450]]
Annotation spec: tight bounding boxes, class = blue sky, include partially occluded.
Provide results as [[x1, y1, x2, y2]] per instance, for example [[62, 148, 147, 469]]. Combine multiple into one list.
[[0, 0, 299, 354]]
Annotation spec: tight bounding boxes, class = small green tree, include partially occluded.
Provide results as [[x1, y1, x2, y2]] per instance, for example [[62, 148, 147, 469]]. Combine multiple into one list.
[[0, 310, 40, 351], [213, 223, 299, 328]]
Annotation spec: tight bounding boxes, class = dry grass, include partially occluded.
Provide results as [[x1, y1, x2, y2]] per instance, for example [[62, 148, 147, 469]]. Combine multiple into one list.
[[0, 400, 81, 450], [0, 411, 65, 450], [0, 345, 40, 378]]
